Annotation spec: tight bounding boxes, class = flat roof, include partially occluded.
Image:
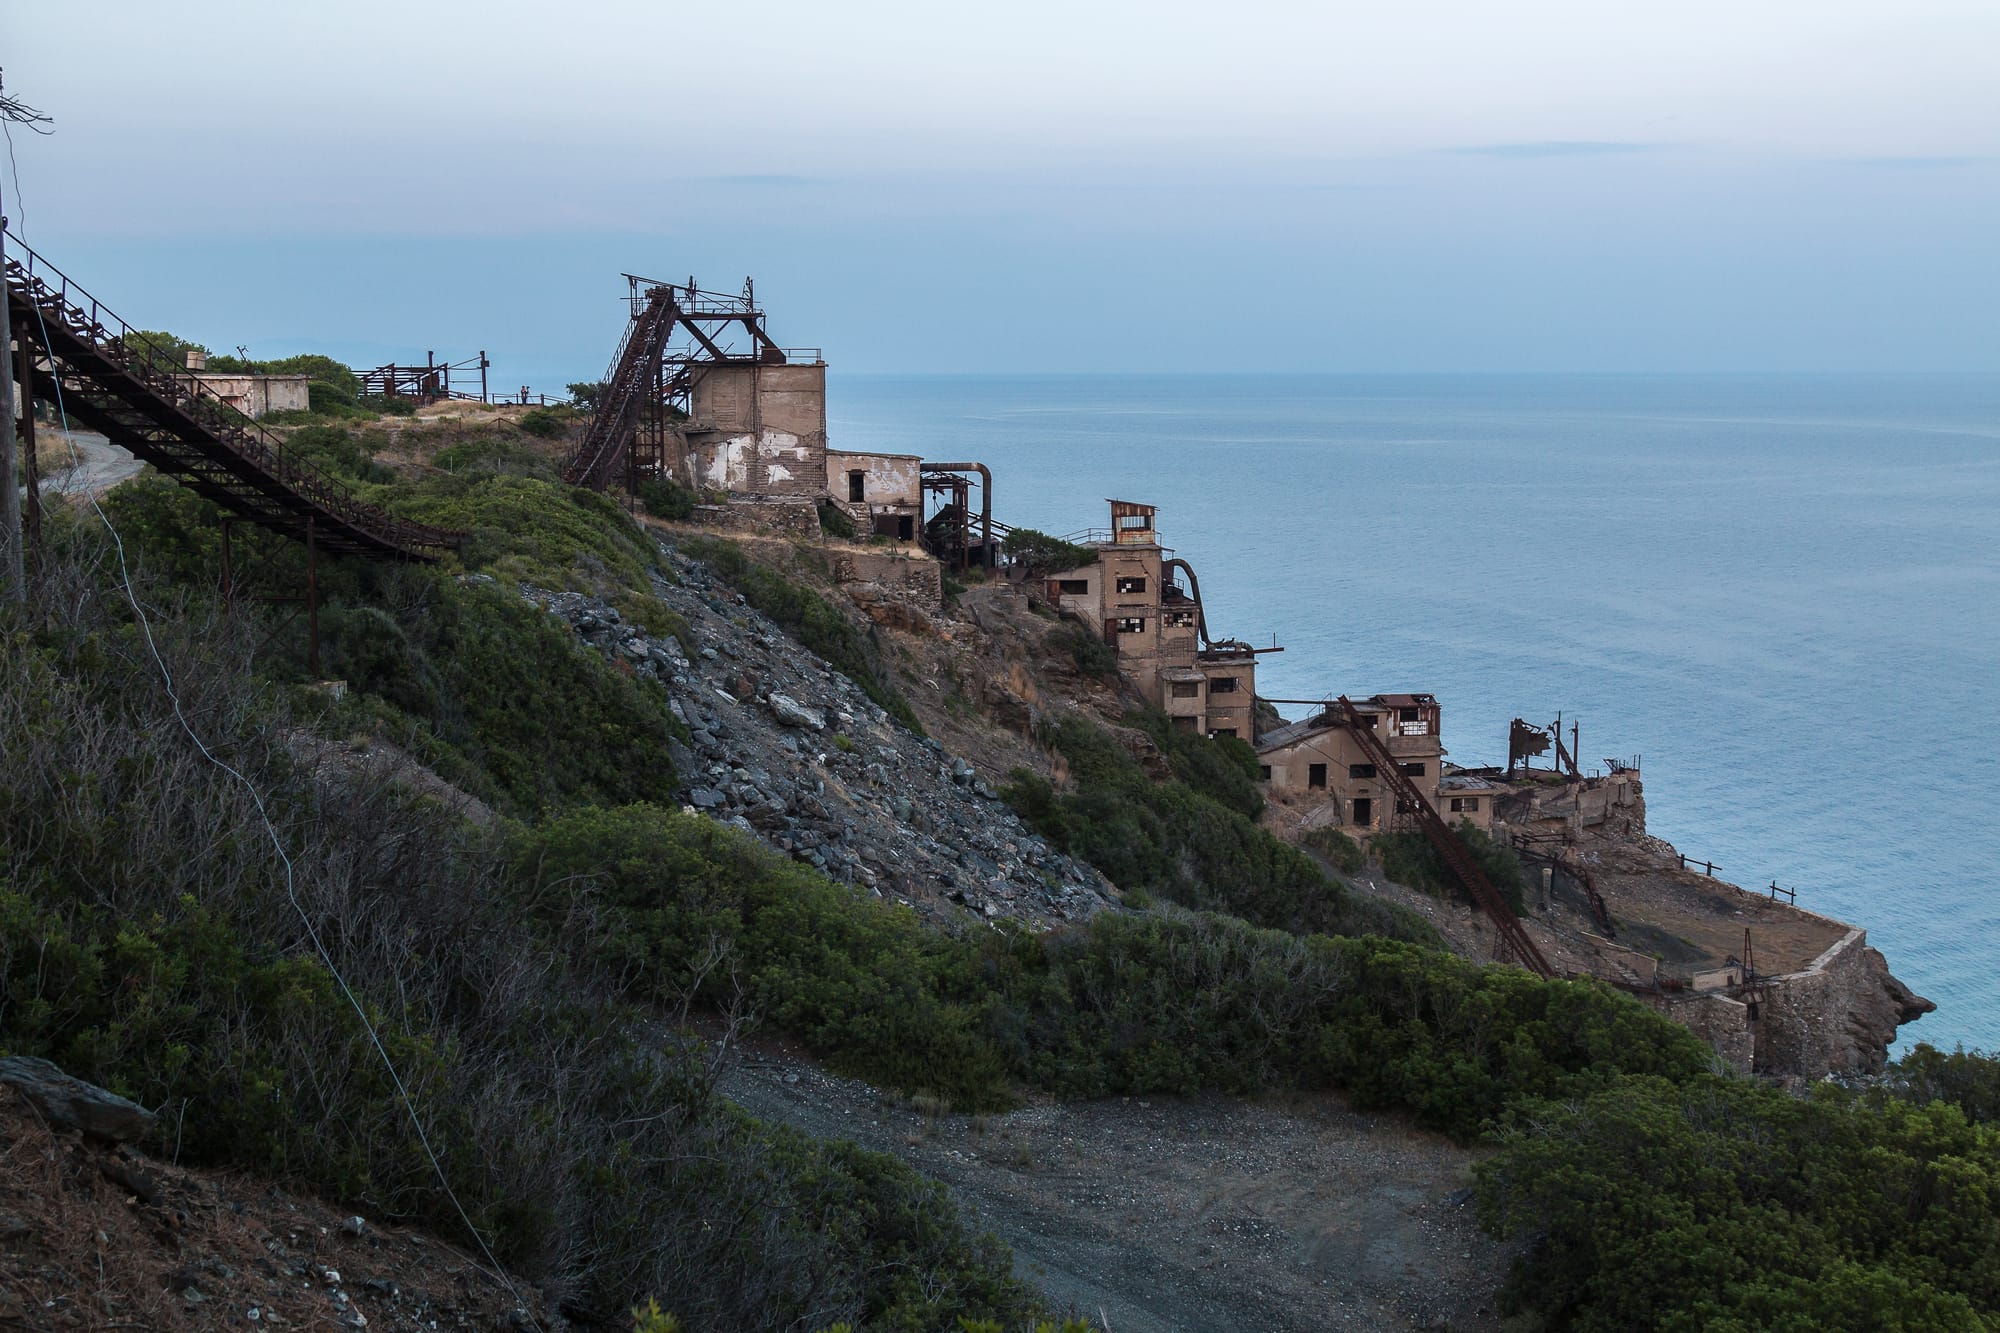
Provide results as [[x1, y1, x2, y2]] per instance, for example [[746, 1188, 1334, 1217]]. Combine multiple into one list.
[[826, 448, 923, 462]]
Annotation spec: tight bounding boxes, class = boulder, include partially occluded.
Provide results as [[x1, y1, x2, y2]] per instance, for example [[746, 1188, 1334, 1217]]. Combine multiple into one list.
[[767, 694, 826, 731], [0, 1056, 156, 1143]]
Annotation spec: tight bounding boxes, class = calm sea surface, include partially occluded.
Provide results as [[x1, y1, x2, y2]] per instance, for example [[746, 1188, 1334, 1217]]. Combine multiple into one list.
[[827, 374, 2000, 1053]]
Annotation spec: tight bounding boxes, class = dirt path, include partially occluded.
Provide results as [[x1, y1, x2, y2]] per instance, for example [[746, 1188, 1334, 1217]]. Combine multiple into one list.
[[723, 1044, 1513, 1332], [36, 428, 143, 497]]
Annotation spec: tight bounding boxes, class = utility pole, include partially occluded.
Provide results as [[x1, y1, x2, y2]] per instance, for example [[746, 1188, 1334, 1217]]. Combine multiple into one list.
[[0, 72, 54, 605], [1, 175, 18, 603]]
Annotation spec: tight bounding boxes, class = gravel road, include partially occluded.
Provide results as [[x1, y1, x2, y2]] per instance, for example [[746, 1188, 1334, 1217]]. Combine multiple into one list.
[[724, 1044, 1514, 1332]]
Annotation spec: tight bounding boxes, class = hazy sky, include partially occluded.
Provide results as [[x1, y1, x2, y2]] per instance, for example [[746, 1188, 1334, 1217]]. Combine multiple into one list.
[[6, 2, 1998, 381]]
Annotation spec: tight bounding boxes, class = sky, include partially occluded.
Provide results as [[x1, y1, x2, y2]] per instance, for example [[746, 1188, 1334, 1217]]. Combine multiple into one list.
[[5, 1, 1998, 383]]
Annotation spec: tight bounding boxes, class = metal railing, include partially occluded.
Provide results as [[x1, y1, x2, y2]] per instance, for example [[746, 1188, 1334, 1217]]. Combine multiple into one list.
[[5, 230, 464, 560]]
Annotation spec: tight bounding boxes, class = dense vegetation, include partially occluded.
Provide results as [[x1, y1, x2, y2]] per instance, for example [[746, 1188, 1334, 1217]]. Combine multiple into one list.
[[1004, 712, 1437, 946], [511, 803, 1712, 1136], [9, 398, 2000, 1330], [1479, 1073, 2000, 1330], [0, 521, 1033, 1330]]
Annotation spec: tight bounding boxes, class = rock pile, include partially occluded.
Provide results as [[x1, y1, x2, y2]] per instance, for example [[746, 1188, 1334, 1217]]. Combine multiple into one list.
[[518, 540, 1116, 929]]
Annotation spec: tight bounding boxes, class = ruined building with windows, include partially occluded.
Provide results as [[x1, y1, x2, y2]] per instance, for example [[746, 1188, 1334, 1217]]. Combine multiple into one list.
[[1043, 500, 1265, 739]]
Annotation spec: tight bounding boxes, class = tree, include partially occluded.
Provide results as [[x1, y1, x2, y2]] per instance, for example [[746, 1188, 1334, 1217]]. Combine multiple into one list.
[[1002, 527, 1095, 579]]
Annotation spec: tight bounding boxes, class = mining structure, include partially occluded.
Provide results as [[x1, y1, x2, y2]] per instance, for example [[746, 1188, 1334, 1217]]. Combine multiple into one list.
[[560, 269, 1930, 1079]]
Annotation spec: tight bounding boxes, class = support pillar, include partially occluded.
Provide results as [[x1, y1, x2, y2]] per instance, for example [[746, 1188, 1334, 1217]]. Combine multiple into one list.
[[14, 332, 38, 549], [305, 519, 321, 678]]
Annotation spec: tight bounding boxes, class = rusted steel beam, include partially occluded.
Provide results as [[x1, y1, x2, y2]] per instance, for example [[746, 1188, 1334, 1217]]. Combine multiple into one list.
[[1338, 696, 1558, 979]]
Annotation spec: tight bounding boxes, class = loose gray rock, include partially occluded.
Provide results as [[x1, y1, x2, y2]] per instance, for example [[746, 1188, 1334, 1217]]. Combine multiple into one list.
[[0, 1056, 156, 1143], [767, 693, 825, 730]]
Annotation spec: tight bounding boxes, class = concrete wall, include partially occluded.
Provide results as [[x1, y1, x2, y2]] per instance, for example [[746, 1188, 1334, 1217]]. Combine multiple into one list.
[[832, 547, 944, 615], [1439, 781, 1500, 833], [1657, 992, 1756, 1074], [1098, 543, 1166, 700], [1492, 773, 1645, 839], [688, 498, 822, 539], [826, 450, 922, 508], [1199, 656, 1256, 739], [192, 373, 310, 419], [1751, 928, 1889, 1077], [1050, 565, 1102, 629], [682, 363, 829, 498]]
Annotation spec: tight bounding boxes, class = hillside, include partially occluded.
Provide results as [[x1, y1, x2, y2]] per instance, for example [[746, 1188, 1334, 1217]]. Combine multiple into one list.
[[5, 400, 2000, 1332]]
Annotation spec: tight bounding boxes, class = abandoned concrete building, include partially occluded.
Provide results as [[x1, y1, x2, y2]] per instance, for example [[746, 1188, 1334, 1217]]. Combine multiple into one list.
[[558, 273, 997, 576], [1045, 500, 1265, 738], [182, 350, 308, 419], [678, 359, 832, 501], [826, 448, 924, 541], [1256, 695, 1452, 837]]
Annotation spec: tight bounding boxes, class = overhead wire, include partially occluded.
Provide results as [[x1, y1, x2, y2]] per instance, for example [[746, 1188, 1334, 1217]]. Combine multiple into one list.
[[2, 113, 540, 1328]]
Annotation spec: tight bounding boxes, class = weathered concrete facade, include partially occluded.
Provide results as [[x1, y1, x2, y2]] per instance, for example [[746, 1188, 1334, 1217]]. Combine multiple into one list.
[[189, 372, 310, 419], [1256, 695, 1446, 836], [826, 449, 924, 541], [677, 362, 829, 497], [1047, 501, 1259, 738], [1488, 768, 1644, 837]]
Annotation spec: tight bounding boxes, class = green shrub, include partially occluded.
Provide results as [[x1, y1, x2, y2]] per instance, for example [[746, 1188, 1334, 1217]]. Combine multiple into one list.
[[318, 575, 683, 814], [1303, 826, 1368, 874], [359, 393, 420, 416], [286, 423, 392, 483], [1890, 1043, 2000, 1124], [1003, 527, 1096, 579], [0, 567, 1035, 1331], [307, 380, 355, 415], [817, 498, 858, 540], [640, 477, 698, 521], [519, 407, 574, 439], [391, 473, 661, 590], [1478, 1075, 2000, 1329], [1052, 621, 1119, 679], [1004, 715, 1426, 945], [509, 805, 1712, 1139]]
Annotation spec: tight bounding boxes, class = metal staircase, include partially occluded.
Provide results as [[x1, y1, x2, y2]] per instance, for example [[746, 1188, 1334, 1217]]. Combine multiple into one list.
[[561, 284, 679, 490], [5, 232, 463, 562], [1335, 696, 1558, 978]]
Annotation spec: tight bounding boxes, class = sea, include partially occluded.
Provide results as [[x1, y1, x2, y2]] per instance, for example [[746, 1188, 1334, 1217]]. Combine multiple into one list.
[[826, 373, 2000, 1054]]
